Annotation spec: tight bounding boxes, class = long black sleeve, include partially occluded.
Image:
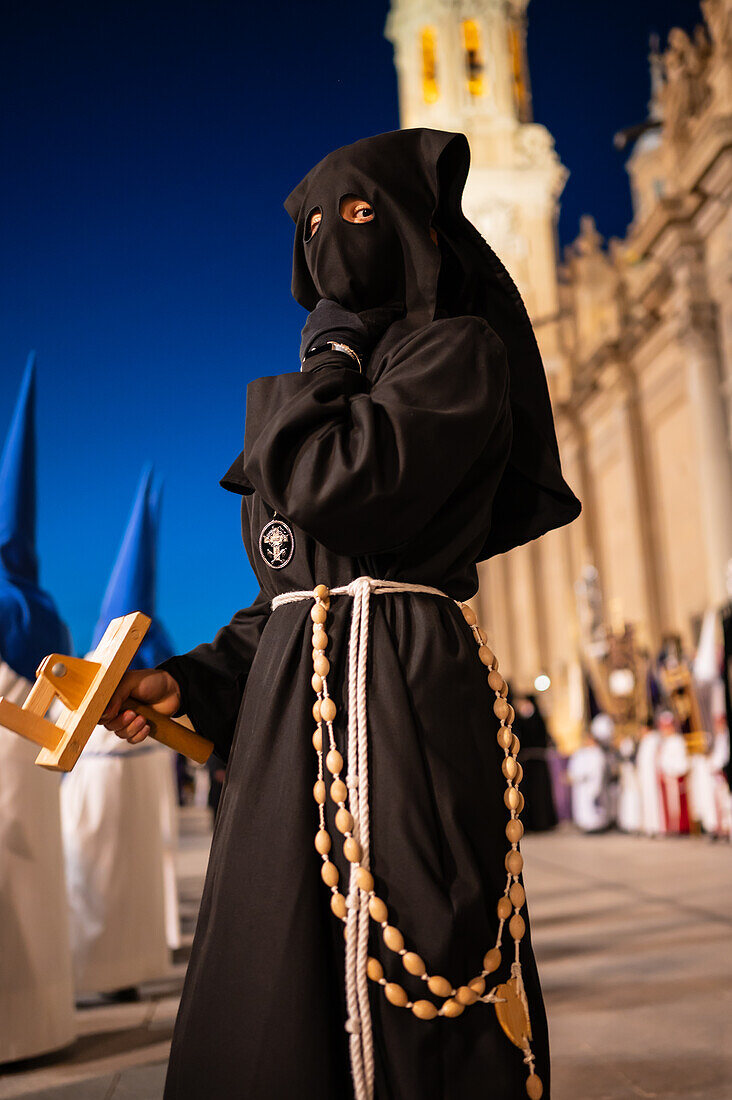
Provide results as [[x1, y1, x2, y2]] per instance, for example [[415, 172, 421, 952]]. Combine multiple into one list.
[[241, 316, 510, 557], [155, 587, 271, 762]]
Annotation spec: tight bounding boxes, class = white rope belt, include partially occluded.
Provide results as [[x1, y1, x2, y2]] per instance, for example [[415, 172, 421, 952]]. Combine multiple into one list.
[[271, 577, 454, 1100]]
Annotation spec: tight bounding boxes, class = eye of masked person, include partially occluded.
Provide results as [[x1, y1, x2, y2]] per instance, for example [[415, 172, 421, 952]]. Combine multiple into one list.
[[304, 206, 322, 242], [339, 195, 375, 225]]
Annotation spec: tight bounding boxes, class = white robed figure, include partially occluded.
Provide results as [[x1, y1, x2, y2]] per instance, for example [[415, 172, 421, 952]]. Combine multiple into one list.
[[617, 733, 641, 833], [568, 715, 613, 833], [689, 609, 732, 837], [0, 355, 76, 1060], [636, 724, 665, 837], [61, 468, 180, 995]]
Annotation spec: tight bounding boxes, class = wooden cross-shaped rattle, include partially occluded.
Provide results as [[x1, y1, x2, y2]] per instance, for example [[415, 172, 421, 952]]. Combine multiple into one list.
[[0, 611, 212, 771]]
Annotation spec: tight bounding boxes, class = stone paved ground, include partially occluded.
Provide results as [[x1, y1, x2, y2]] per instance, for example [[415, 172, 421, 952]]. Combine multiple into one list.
[[1, 813, 730, 1099]]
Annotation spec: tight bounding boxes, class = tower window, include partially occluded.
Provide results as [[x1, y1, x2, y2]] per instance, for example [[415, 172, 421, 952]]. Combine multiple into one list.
[[462, 19, 484, 97], [421, 26, 439, 103]]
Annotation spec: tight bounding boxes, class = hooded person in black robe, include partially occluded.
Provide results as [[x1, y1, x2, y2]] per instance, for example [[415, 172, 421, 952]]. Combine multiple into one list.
[[103, 128, 580, 1100], [511, 692, 558, 833]]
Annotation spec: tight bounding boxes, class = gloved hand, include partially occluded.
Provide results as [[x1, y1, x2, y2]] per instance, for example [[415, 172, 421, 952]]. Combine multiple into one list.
[[299, 298, 405, 367]]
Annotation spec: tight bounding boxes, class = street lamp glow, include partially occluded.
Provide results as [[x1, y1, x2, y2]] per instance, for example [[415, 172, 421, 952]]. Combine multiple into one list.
[[534, 674, 551, 692]]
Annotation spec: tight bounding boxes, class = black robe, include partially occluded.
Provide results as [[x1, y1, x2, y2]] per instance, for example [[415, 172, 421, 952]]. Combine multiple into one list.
[[157, 315, 551, 1099], [512, 698, 558, 834]]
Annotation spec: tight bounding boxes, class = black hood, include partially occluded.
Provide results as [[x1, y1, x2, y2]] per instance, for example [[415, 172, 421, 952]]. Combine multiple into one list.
[[283, 128, 581, 558]]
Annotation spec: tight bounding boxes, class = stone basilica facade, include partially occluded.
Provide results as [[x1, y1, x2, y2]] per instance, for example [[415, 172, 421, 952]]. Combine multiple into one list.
[[385, 0, 732, 743]]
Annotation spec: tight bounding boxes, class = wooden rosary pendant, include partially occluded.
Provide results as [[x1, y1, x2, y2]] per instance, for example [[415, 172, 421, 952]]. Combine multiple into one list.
[[494, 978, 532, 1049]]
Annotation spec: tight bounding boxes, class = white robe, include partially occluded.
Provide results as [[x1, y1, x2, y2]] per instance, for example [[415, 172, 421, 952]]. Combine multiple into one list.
[[0, 661, 76, 1061], [617, 736, 641, 833], [60, 717, 179, 994], [689, 731, 732, 837], [636, 730, 665, 837], [568, 743, 610, 832], [658, 733, 690, 833]]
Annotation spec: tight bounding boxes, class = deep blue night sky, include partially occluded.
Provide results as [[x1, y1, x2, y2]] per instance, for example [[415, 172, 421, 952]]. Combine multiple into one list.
[[1, 0, 702, 655]]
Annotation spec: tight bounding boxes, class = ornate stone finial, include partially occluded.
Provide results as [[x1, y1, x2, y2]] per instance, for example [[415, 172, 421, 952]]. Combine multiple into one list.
[[660, 25, 712, 142], [575, 215, 603, 258], [701, 0, 731, 56], [648, 32, 664, 120]]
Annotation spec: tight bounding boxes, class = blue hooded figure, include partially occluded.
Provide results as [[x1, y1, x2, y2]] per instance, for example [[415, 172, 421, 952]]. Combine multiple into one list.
[[60, 466, 180, 996]]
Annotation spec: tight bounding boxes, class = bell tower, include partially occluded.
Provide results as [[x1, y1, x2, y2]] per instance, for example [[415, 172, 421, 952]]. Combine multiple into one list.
[[385, 0, 567, 383]]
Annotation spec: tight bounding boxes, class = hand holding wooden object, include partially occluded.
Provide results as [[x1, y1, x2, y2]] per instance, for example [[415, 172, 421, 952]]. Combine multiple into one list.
[[0, 611, 212, 771]]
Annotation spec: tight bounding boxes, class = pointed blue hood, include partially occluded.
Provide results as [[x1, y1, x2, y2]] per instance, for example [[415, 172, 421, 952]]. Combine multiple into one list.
[[0, 354, 72, 681], [92, 467, 174, 668]]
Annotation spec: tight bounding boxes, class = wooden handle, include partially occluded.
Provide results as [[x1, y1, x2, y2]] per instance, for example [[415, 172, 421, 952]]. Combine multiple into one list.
[[125, 700, 213, 765]]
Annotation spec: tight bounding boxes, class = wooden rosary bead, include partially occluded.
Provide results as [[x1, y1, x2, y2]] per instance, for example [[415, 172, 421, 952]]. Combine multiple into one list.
[[441, 998, 465, 1018], [311, 673, 323, 693], [456, 984, 478, 1006], [330, 778, 348, 803], [335, 808, 354, 834], [402, 952, 426, 976], [509, 882, 526, 908], [497, 896, 513, 920], [366, 957, 383, 982], [313, 654, 330, 677], [514, 762, 524, 785], [461, 604, 477, 626], [321, 860, 339, 887], [325, 749, 343, 774], [356, 868, 374, 892], [488, 670, 505, 693], [315, 829, 331, 855], [504, 787, 521, 812], [311, 604, 327, 624], [516, 791, 525, 813], [330, 892, 347, 919], [312, 627, 328, 650], [505, 850, 524, 875], [469, 976, 486, 996], [497, 728, 514, 751], [313, 780, 326, 804], [320, 697, 337, 723], [369, 896, 388, 922], [494, 697, 511, 721], [502, 757, 518, 781], [314, 584, 330, 600], [506, 819, 524, 843], [312, 728, 323, 751], [427, 975, 453, 998], [478, 645, 494, 667], [483, 947, 502, 973], [412, 1000, 438, 1020], [509, 914, 526, 940], [526, 1075, 544, 1100], [312, 700, 322, 723], [343, 837, 362, 863], [384, 982, 409, 1008], [383, 925, 404, 953], [510, 734, 521, 755]]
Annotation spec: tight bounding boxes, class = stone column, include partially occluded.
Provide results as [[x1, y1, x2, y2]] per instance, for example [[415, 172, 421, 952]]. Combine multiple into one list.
[[673, 245, 732, 606]]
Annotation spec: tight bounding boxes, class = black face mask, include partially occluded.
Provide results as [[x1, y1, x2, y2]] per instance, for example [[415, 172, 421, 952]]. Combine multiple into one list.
[[303, 195, 405, 312]]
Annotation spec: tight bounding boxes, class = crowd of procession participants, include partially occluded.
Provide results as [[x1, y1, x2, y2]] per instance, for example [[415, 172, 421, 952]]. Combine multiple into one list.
[[508, 690, 731, 841]]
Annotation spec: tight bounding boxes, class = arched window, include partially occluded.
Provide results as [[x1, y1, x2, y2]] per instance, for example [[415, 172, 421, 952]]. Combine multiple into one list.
[[421, 26, 439, 103], [461, 19, 484, 97]]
